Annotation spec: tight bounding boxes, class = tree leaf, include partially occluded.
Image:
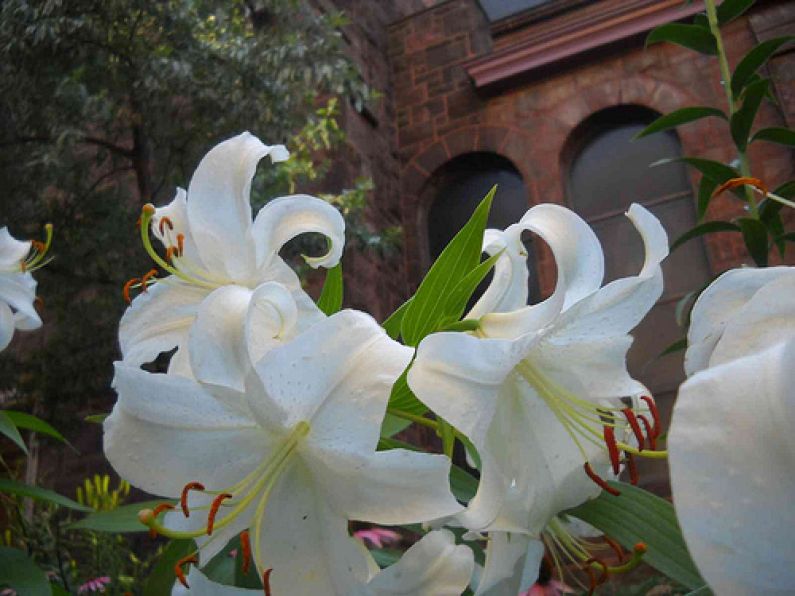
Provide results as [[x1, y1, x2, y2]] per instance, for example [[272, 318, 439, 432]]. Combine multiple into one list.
[[381, 298, 411, 340], [750, 126, 795, 147], [730, 79, 769, 151], [736, 216, 769, 266], [635, 107, 726, 139], [0, 411, 27, 454], [440, 251, 501, 327], [5, 411, 75, 451], [773, 180, 795, 199], [731, 36, 795, 95], [646, 23, 717, 54], [697, 176, 719, 220], [566, 481, 705, 589], [316, 262, 343, 315], [653, 157, 740, 188], [142, 540, 195, 596], [717, 0, 754, 24], [670, 221, 740, 251], [0, 478, 92, 512], [69, 499, 170, 532], [0, 547, 51, 596], [401, 186, 495, 346]]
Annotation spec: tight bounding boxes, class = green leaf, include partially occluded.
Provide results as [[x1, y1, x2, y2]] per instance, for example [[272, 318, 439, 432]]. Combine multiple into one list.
[[0, 547, 51, 596], [69, 499, 170, 532], [440, 251, 501, 327], [717, 0, 754, 24], [387, 366, 427, 416], [653, 157, 740, 188], [0, 411, 27, 454], [449, 465, 478, 503], [50, 582, 71, 595], [380, 413, 412, 438], [670, 221, 740, 251], [316, 262, 343, 315], [731, 36, 795, 95], [646, 23, 717, 54], [370, 548, 402, 568], [382, 298, 411, 340], [0, 478, 92, 512], [773, 180, 795, 199], [84, 413, 109, 424], [730, 79, 769, 151], [697, 176, 719, 220], [759, 198, 786, 257], [635, 107, 726, 139], [566, 481, 705, 589], [684, 586, 713, 596], [5, 411, 75, 450], [736, 216, 769, 266], [750, 126, 795, 147], [143, 540, 195, 596], [401, 186, 495, 346], [658, 337, 687, 358]]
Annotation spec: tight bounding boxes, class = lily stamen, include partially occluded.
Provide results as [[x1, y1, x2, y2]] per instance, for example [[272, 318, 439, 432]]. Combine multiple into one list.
[[207, 493, 233, 535], [622, 408, 645, 451], [583, 462, 620, 496], [640, 396, 660, 436], [141, 268, 158, 291], [175, 554, 198, 589], [637, 414, 656, 450], [625, 451, 638, 485], [603, 425, 620, 475], [123, 278, 140, 304], [181, 482, 206, 517], [16, 223, 54, 273], [263, 568, 273, 596], [240, 530, 252, 574], [158, 216, 174, 235]]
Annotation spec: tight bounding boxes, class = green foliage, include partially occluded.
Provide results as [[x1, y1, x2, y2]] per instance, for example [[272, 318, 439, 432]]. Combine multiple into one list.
[[635, 107, 726, 139], [567, 482, 706, 590], [317, 263, 344, 315], [4, 410, 74, 450], [670, 221, 740, 252], [0, 546, 51, 596], [0, 478, 92, 512], [729, 78, 768, 151], [646, 23, 717, 54], [750, 127, 795, 147], [730, 36, 794, 95], [142, 540, 194, 596], [0, 410, 28, 454], [75, 474, 130, 512], [716, 0, 755, 24], [69, 500, 169, 533]]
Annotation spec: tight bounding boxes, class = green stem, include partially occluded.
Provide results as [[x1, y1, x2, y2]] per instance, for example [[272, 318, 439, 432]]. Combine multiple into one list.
[[704, 0, 758, 217]]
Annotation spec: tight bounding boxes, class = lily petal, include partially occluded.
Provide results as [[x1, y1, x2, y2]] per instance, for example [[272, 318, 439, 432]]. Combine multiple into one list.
[[474, 533, 539, 596], [172, 566, 254, 595], [468, 227, 532, 318], [119, 280, 209, 367], [105, 364, 261, 497], [669, 339, 795, 595], [684, 266, 794, 376], [0, 272, 41, 330], [0, 227, 30, 269], [186, 132, 286, 280], [151, 188, 202, 266], [368, 530, 474, 595], [249, 194, 345, 271], [245, 281, 311, 366], [0, 301, 14, 351]]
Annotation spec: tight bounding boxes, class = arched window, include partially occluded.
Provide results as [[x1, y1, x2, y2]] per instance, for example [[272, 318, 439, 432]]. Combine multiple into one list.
[[566, 105, 712, 488], [426, 152, 540, 303]]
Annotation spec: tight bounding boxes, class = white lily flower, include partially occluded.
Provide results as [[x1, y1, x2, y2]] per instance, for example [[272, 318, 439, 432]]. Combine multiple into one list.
[[670, 267, 795, 595], [171, 529, 474, 595], [105, 310, 463, 594], [0, 225, 51, 351], [408, 204, 668, 593], [119, 132, 344, 388]]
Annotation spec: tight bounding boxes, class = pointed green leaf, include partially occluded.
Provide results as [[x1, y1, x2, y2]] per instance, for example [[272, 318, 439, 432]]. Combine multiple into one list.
[[440, 250, 501, 327], [730, 79, 769, 151], [731, 36, 794, 95], [401, 187, 495, 346], [382, 298, 411, 340], [736, 216, 769, 266], [69, 499, 171, 532], [750, 126, 795, 147], [387, 365, 427, 416], [316, 262, 343, 315], [773, 180, 795, 199], [0, 478, 92, 512], [5, 411, 75, 451], [380, 413, 412, 438], [646, 23, 717, 54], [635, 107, 726, 139], [717, 0, 754, 24], [697, 176, 719, 220], [653, 157, 740, 187], [566, 481, 705, 589], [0, 411, 27, 454], [84, 413, 109, 424], [670, 221, 740, 251], [143, 540, 195, 596], [0, 547, 51, 596]]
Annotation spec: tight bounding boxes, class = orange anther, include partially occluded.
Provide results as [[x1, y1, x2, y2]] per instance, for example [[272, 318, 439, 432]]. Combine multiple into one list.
[[31, 240, 46, 253], [165, 246, 177, 262], [240, 530, 252, 574], [180, 482, 205, 518], [136, 216, 142, 229], [153, 502, 175, 517], [603, 425, 621, 476], [640, 396, 660, 437], [625, 451, 638, 486], [147, 502, 176, 538], [712, 176, 768, 199], [622, 408, 645, 451], [583, 462, 620, 496], [158, 216, 174, 235], [207, 493, 233, 535], [123, 278, 140, 304], [263, 568, 273, 596], [633, 542, 647, 555], [176, 233, 185, 256], [175, 554, 198, 589], [637, 414, 657, 450], [141, 268, 158, 291]]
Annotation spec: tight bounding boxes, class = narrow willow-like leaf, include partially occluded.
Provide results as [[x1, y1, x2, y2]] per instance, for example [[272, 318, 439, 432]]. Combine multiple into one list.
[[566, 481, 705, 589], [5, 411, 74, 450], [441, 251, 501, 326], [69, 500, 170, 532], [0, 478, 92, 512], [0, 411, 27, 454], [382, 298, 411, 340], [697, 176, 719, 221], [736, 216, 769, 266], [646, 23, 717, 54], [142, 540, 195, 596], [0, 547, 51, 596], [401, 186, 495, 346], [316, 262, 343, 315], [652, 157, 740, 188], [635, 107, 726, 139], [670, 221, 740, 251], [750, 126, 795, 147], [717, 0, 754, 24], [731, 36, 795, 95], [730, 79, 769, 151]]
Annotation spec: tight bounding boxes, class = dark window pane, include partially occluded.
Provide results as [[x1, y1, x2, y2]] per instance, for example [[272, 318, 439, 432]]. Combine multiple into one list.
[[477, 0, 554, 21]]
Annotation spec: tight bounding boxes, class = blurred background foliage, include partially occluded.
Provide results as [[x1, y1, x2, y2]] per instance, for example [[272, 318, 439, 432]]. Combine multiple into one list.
[[0, 0, 386, 433]]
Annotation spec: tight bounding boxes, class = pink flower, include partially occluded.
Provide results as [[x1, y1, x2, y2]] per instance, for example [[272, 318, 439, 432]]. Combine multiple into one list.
[[520, 579, 574, 596], [353, 527, 401, 549], [77, 576, 111, 593]]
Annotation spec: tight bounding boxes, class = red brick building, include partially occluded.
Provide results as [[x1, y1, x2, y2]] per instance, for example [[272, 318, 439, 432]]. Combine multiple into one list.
[[330, 0, 795, 487]]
